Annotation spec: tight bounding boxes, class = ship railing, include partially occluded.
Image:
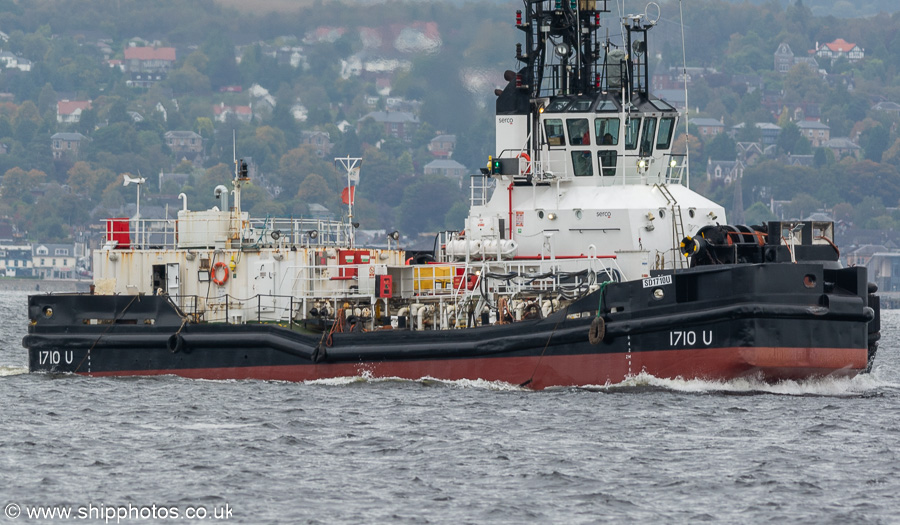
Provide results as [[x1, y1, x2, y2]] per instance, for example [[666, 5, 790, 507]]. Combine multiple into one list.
[[665, 154, 687, 185], [469, 173, 496, 207], [242, 217, 350, 247], [103, 216, 352, 250], [172, 293, 302, 326]]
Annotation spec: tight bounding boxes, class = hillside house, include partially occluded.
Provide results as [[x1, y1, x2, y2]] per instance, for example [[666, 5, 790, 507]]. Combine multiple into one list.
[[428, 134, 456, 158], [359, 111, 419, 142], [57, 100, 92, 124], [706, 159, 745, 184], [424, 159, 467, 180], [123, 46, 176, 72], [823, 137, 860, 159], [51, 132, 87, 159], [796, 120, 830, 147], [300, 130, 332, 158], [814, 39, 864, 63], [127, 71, 167, 88], [872, 101, 900, 115], [0, 51, 32, 71], [213, 103, 252, 123], [164, 131, 203, 162], [773, 43, 819, 74], [690, 118, 724, 139]]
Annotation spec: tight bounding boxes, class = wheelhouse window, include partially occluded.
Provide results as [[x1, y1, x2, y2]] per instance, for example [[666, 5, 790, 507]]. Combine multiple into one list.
[[545, 99, 572, 112], [545, 119, 566, 146], [625, 118, 641, 150], [567, 118, 591, 145], [595, 118, 620, 145], [656, 117, 676, 150], [639, 118, 657, 156], [598, 151, 617, 176], [567, 99, 593, 112], [571, 151, 593, 176]]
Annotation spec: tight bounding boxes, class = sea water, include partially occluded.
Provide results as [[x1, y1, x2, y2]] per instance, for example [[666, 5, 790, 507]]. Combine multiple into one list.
[[1, 290, 897, 523]]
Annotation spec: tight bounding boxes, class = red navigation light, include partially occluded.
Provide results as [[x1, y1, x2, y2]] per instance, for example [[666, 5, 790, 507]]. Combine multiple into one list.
[[595, 13, 600, 26], [516, 10, 522, 25], [595, 74, 601, 88], [516, 74, 523, 88]]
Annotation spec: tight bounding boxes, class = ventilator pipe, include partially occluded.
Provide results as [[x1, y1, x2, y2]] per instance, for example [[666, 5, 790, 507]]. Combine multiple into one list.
[[178, 192, 188, 211], [214, 185, 229, 211], [410, 303, 425, 331], [542, 300, 553, 318], [514, 300, 526, 321]]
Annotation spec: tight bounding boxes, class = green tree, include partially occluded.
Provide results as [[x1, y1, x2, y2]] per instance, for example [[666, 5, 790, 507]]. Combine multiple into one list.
[[859, 124, 890, 162], [399, 174, 465, 234], [776, 122, 801, 154], [705, 132, 736, 161], [744, 201, 777, 225]]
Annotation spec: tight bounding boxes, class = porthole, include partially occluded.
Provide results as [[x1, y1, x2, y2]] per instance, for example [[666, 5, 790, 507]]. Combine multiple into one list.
[[575, 210, 583, 220], [658, 209, 666, 219], [538, 210, 545, 219], [688, 209, 696, 218]]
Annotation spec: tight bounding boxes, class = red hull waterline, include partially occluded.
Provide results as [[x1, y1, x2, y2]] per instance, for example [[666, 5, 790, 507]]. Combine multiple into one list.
[[82, 347, 868, 389]]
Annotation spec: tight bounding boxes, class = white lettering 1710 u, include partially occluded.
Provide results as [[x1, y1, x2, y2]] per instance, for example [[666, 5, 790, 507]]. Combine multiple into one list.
[[38, 350, 74, 365], [669, 330, 713, 347]]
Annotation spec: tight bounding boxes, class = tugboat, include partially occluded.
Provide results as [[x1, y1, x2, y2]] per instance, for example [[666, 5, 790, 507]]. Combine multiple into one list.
[[24, 1, 879, 389]]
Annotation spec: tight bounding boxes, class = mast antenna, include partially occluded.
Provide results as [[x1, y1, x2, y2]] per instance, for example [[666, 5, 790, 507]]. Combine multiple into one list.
[[679, 0, 690, 189]]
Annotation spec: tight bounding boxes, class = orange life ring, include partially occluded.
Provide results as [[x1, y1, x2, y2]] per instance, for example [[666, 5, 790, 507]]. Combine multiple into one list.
[[211, 261, 230, 285], [517, 152, 532, 175]]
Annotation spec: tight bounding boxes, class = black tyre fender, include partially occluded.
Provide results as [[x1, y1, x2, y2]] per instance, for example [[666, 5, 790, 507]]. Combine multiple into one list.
[[588, 317, 606, 345], [167, 333, 185, 354], [312, 344, 328, 363]]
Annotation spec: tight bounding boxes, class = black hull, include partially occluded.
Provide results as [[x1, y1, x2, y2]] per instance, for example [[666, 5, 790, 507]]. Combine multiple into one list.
[[24, 263, 879, 389]]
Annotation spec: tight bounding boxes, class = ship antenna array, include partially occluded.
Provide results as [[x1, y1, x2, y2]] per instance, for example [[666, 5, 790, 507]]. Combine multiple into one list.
[[679, 0, 690, 189], [335, 156, 362, 248], [232, 130, 249, 217]]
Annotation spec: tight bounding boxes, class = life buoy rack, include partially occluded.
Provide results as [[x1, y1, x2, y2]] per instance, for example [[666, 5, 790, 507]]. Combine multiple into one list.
[[211, 261, 230, 285], [517, 152, 532, 175]]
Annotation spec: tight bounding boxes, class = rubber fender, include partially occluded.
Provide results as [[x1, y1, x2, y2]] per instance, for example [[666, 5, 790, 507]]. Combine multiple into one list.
[[588, 317, 606, 345], [166, 333, 185, 354], [312, 344, 328, 363]]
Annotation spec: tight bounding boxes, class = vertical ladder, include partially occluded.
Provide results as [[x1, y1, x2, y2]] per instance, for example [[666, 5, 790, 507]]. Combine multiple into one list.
[[655, 184, 687, 269]]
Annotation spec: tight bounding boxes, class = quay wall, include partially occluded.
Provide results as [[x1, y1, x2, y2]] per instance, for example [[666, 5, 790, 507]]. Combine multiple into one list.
[[0, 278, 91, 293]]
